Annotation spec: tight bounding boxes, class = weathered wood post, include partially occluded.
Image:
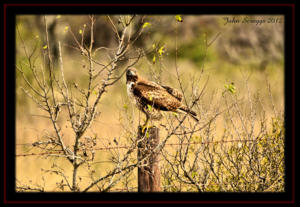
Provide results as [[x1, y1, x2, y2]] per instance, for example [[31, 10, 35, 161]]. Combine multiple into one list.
[[137, 126, 160, 192]]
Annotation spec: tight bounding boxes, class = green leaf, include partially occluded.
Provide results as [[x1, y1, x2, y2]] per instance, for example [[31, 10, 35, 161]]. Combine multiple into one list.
[[147, 104, 152, 112], [152, 55, 156, 64], [158, 46, 165, 56], [63, 26, 69, 33], [224, 82, 236, 94], [175, 15, 183, 22], [172, 112, 178, 117], [149, 95, 153, 101], [142, 22, 151, 28], [191, 171, 197, 178]]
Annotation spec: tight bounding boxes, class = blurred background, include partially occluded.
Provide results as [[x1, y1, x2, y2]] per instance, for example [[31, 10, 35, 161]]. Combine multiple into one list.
[[16, 15, 284, 191]]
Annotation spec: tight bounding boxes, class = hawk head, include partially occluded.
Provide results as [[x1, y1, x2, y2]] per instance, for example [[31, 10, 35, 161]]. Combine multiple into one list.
[[126, 68, 138, 83]]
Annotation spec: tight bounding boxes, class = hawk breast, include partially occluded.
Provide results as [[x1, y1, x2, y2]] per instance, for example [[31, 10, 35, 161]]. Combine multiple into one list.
[[127, 81, 137, 104]]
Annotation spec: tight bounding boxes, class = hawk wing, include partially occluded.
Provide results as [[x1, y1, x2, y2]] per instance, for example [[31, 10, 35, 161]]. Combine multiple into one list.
[[134, 79, 183, 101], [161, 85, 183, 102], [133, 81, 182, 111]]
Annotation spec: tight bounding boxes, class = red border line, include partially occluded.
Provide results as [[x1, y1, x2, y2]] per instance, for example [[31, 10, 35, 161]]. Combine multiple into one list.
[[3, 3, 7, 204], [291, 3, 295, 204], [3, 200, 296, 204], [4, 3, 295, 205], [3, 3, 296, 7]]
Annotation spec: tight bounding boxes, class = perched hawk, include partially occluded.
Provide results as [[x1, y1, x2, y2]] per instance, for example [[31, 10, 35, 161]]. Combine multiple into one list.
[[126, 68, 198, 127]]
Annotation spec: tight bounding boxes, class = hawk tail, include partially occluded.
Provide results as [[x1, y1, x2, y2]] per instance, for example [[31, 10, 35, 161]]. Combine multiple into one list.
[[179, 106, 199, 122]]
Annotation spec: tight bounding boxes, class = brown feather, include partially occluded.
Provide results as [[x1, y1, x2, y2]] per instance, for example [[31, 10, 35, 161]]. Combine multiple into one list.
[[161, 85, 183, 101], [126, 68, 198, 122], [179, 106, 199, 121], [133, 81, 182, 112]]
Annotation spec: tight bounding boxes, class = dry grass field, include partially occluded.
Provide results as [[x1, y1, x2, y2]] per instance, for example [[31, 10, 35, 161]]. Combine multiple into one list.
[[15, 15, 284, 192]]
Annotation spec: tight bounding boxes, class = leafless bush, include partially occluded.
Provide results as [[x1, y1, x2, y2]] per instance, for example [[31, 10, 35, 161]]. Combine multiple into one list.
[[16, 15, 150, 192], [159, 74, 284, 192]]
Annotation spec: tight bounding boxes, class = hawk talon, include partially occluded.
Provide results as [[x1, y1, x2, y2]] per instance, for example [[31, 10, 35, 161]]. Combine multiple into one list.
[[141, 125, 148, 134], [141, 124, 155, 134], [141, 117, 152, 134]]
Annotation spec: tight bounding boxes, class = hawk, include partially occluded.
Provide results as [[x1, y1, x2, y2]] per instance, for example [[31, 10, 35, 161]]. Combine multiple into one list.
[[126, 68, 198, 128]]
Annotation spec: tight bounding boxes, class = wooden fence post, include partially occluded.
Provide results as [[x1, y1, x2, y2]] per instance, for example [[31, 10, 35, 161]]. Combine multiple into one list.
[[137, 126, 160, 192]]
